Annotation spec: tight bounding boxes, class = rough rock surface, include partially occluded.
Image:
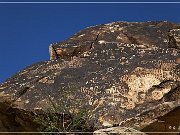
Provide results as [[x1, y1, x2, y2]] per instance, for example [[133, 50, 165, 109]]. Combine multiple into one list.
[[94, 127, 147, 135], [0, 21, 180, 133]]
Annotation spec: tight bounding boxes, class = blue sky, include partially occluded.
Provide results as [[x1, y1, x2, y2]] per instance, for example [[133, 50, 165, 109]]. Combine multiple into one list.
[[0, 1, 180, 83]]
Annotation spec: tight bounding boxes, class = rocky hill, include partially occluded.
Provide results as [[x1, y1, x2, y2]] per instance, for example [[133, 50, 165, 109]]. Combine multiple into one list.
[[0, 21, 180, 134]]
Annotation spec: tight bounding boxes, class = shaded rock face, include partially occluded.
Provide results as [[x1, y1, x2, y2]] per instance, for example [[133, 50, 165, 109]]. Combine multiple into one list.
[[141, 106, 180, 135], [0, 21, 180, 133]]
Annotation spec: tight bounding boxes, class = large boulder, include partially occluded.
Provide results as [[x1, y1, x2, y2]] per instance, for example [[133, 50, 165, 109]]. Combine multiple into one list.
[[0, 21, 180, 133]]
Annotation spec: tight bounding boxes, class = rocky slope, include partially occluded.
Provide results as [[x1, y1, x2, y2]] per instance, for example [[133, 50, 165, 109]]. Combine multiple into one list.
[[0, 21, 180, 134]]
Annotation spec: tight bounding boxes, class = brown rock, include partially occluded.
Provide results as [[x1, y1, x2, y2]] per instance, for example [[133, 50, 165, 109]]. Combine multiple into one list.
[[94, 127, 147, 135], [0, 21, 179, 133]]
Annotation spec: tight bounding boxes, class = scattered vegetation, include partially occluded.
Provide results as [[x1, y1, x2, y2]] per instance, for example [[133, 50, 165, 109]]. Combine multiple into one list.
[[33, 84, 94, 134]]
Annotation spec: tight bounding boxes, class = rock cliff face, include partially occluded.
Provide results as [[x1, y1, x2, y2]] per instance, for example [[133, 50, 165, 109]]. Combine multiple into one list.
[[0, 21, 180, 134]]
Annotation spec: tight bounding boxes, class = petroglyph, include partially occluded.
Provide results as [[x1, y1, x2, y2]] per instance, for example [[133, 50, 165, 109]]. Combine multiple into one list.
[[0, 21, 179, 132]]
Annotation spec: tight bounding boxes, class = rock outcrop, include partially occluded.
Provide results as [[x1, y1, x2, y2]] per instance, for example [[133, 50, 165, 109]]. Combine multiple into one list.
[[94, 127, 147, 135], [0, 21, 180, 134]]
